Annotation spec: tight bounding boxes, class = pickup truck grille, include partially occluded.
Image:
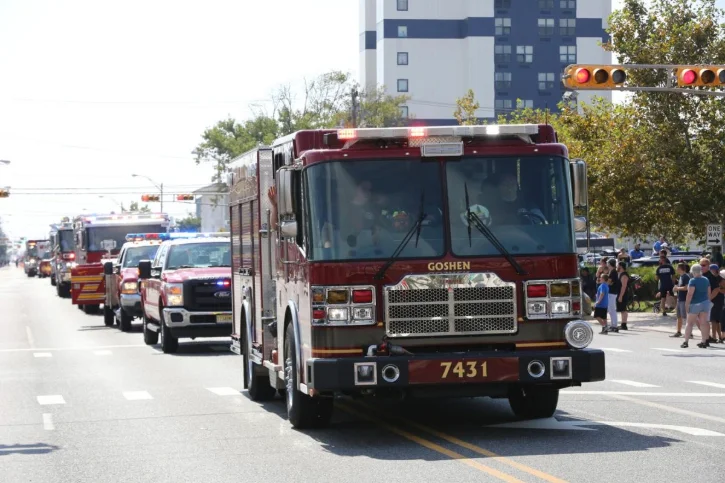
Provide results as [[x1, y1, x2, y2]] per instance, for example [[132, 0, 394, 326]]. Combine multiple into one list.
[[384, 273, 517, 337], [183, 279, 232, 312]]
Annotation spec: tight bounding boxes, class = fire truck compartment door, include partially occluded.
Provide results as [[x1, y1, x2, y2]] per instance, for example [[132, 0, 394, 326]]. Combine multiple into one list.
[[71, 265, 106, 305]]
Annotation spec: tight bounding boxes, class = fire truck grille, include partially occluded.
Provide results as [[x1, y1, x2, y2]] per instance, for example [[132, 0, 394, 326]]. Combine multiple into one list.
[[184, 279, 232, 312], [384, 273, 517, 337]]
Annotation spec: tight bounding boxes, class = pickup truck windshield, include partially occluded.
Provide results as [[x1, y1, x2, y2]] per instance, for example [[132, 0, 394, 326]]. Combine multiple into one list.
[[165, 242, 231, 270], [306, 160, 445, 262], [123, 245, 160, 268], [87, 225, 166, 252], [447, 155, 574, 256]]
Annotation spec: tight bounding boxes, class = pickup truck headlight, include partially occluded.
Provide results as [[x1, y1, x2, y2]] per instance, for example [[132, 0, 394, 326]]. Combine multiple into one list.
[[165, 283, 184, 307], [121, 281, 139, 294]]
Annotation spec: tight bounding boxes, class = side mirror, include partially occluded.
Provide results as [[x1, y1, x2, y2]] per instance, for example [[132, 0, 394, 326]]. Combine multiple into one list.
[[280, 221, 298, 239], [570, 159, 588, 208], [138, 260, 152, 280], [276, 169, 296, 217], [574, 216, 588, 233], [103, 261, 114, 275]]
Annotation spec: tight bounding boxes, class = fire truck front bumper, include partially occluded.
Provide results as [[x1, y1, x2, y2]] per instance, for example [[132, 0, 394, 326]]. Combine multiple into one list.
[[161, 308, 233, 338], [304, 348, 605, 395], [120, 293, 143, 316]]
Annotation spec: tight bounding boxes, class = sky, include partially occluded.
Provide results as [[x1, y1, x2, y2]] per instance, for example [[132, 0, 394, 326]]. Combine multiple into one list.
[[0, 0, 359, 239]]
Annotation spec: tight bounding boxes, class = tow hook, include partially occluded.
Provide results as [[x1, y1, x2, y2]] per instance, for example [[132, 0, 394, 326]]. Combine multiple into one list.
[[366, 341, 412, 357]]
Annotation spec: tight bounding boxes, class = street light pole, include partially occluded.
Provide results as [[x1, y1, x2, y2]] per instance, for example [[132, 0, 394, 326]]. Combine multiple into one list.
[[132, 174, 163, 213]]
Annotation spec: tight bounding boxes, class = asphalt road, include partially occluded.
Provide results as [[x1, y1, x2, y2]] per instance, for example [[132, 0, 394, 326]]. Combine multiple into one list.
[[1, 265, 723, 483]]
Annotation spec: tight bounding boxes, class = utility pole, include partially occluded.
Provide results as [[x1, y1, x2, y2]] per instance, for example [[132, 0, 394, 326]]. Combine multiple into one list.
[[160, 182, 164, 213], [351, 88, 359, 128]]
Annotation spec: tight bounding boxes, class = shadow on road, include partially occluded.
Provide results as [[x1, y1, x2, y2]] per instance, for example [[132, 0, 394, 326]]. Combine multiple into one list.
[[151, 341, 236, 357], [0, 443, 60, 456]]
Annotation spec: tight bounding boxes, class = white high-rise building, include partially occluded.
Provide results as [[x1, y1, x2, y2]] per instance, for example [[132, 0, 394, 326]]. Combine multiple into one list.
[[360, 0, 613, 124]]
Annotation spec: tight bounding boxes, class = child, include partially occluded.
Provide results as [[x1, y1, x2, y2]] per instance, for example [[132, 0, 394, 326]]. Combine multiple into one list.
[[594, 273, 610, 334]]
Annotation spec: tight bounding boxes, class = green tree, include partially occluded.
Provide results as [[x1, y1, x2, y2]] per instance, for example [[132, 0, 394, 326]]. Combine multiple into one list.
[[454, 89, 481, 125], [176, 213, 201, 232], [128, 201, 151, 213]]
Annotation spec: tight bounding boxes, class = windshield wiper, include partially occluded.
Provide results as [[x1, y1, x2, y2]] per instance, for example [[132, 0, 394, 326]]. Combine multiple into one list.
[[170, 265, 195, 269], [374, 198, 427, 281], [463, 182, 527, 276]]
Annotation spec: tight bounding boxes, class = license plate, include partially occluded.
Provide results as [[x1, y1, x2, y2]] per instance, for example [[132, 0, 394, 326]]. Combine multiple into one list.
[[216, 314, 232, 323], [408, 357, 519, 385]]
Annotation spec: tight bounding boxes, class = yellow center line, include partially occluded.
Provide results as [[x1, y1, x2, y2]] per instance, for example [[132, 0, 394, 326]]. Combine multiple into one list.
[[338, 403, 524, 483], [350, 401, 568, 483]]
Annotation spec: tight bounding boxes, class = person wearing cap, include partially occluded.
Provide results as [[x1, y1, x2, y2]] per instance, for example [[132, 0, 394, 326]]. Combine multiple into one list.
[[704, 263, 725, 343], [655, 255, 676, 316], [629, 243, 644, 261]]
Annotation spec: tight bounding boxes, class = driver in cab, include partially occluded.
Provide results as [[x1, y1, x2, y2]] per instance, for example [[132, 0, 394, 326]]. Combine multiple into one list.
[[477, 172, 546, 226]]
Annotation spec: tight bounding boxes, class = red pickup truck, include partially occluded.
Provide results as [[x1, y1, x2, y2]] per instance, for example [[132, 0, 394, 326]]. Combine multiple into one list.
[[137, 233, 232, 353]]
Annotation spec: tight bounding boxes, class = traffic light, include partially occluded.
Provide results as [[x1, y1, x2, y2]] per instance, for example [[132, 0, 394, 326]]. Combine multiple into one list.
[[141, 194, 160, 202], [0, 188, 9, 198], [676, 66, 725, 87], [176, 194, 194, 201], [563, 64, 627, 89]]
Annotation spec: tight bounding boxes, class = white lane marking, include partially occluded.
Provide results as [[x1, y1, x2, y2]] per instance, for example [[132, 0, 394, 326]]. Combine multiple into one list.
[[652, 347, 685, 353], [489, 417, 723, 437], [611, 394, 725, 425], [33, 352, 53, 358], [123, 391, 153, 401], [25, 326, 35, 348], [562, 390, 725, 397], [206, 387, 239, 396], [0, 344, 146, 353], [93, 350, 112, 356], [610, 380, 660, 388], [688, 381, 725, 390], [598, 347, 632, 353], [37, 395, 66, 405], [42, 413, 55, 430]]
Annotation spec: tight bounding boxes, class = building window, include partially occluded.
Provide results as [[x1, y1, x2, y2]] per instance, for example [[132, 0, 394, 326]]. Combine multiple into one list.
[[400, 106, 409, 118], [495, 72, 512, 90], [398, 25, 408, 38], [538, 0, 554, 8], [397, 52, 408, 65], [560, 18, 576, 36], [538, 18, 554, 36], [494, 45, 512, 63], [517, 99, 534, 109], [559, 45, 576, 63], [495, 99, 513, 111], [397, 0, 408, 11], [538, 72, 556, 90], [495, 18, 511, 36], [560, 0, 576, 8], [397, 79, 409, 92], [516, 45, 533, 63], [495, 0, 511, 8]]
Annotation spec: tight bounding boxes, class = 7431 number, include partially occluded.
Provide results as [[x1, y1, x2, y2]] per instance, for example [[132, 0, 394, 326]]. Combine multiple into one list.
[[440, 361, 488, 379]]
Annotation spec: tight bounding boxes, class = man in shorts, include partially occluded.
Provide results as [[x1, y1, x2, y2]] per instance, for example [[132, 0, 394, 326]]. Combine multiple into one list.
[[655, 256, 676, 316], [671, 262, 690, 338]]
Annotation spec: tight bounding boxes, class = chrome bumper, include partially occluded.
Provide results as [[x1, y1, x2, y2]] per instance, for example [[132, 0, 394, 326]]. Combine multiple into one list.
[[120, 293, 142, 313], [58, 270, 72, 282], [162, 307, 233, 328]]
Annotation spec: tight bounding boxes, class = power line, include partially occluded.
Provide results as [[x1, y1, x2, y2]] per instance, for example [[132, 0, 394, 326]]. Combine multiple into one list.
[[3, 97, 274, 106]]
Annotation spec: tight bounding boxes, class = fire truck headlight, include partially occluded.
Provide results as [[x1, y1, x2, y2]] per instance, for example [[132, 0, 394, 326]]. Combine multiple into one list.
[[165, 283, 184, 307], [564, 320, 593, 349], [550, 301, 570, 315], [327, 308, 348, 322], [121, 281, 139, 294], [353, 307, 373, 321]]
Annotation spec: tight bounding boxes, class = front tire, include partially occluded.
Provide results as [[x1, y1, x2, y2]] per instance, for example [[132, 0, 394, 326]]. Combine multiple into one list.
[[159, 306, 178, 354], [83, 304, 99, 315], [103, 305, 114, 326], [284, 327, 333, 429], [50, 275, 57, 286], [508, 385, 559, 419], [142, 311, 158, 345], [243, 320, 276, 401], [119, 309, 133, 332]]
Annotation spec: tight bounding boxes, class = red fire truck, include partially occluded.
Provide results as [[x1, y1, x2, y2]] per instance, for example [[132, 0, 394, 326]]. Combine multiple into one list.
[[228, 124, 604, 429], [70, 212, 170, 314], [49, 221, 75, 295]]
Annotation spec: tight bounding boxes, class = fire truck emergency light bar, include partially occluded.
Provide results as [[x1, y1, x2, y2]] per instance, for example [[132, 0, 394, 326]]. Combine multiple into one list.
[[81, 213, 169, 224], [124, 232, 230, 242]]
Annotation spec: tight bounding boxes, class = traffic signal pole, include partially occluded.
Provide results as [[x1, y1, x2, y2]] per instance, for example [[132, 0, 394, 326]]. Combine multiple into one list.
[[160, 183, 163, 214]]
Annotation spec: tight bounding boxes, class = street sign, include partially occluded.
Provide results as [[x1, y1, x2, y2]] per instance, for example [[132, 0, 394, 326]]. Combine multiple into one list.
[[707, 224, 722, 246]]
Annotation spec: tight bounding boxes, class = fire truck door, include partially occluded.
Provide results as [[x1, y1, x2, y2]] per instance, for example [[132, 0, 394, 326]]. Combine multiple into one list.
[[71, 265, 105, 306]]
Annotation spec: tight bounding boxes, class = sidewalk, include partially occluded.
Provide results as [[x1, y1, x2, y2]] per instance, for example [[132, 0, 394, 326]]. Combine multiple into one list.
[[587, 311, 707, 337]]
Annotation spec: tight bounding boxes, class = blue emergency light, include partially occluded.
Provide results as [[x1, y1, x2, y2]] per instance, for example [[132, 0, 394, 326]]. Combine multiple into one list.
[[125, 232, 230, 242]]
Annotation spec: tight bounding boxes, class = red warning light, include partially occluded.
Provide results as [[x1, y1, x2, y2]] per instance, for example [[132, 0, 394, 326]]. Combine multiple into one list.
[[681, 69, 697, 85], [575, 68, 591, 84]]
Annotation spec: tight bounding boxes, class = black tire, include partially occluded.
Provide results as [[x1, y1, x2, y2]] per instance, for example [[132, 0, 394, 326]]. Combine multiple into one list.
[[50, 275, 57, 286], [142, 311, 158, 345], [83, 304, 100, 315], [284, 327, 333, 429], [243, 318, 276, 401], [508, 385, 559, 419], [103, 305, 114, 326], [159, 306, 178, 353], [119, 309, 133, 332]]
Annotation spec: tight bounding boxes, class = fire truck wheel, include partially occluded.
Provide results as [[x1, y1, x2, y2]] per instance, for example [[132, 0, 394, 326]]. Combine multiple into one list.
[[159, 307, 179, 354], [119, 309, 133, 332], [284, 328, 333, 429], [142, 313, 158, 345], [243, 324, 276, 401], [103, 305, 114, 327], [84, 304, 100, 315], [508, 385, 559, 420], [50, 275, 57, 286]]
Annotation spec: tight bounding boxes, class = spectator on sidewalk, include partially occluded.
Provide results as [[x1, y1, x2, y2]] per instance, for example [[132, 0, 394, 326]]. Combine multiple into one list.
[[682, 263, 711, 349], [629, 243, 645, 261], [617, 248, 630, 264], [653, 236, 666, 255], [596, 257, 609, 280], [607, 259, 619, 332], [702, 260, 723, 344], [671, 262, 690, 338], [594, 273, 610, 334], [580, 267, 596, 301], [656, 255, 676, 316], [711, 246, 724, 268], [616, 261, 630, 330]]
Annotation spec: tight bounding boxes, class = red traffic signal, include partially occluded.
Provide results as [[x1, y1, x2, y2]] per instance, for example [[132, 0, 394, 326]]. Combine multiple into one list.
[[0, 188, 9, 198], [564, 65, 627, 89], [141, 194, 160, 202], [676, 66, 725, 87], [176, 194, 194, 201]]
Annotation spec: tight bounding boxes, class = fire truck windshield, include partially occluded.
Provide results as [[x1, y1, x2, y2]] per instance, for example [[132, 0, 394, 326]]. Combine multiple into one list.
[[306, 160, 445, 261], [58, 230, 75, 252], [447, 155, 574, 256], [87, 225, 166, 252], [165, 242, 230, 269], [122, 245, 160, 268]]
